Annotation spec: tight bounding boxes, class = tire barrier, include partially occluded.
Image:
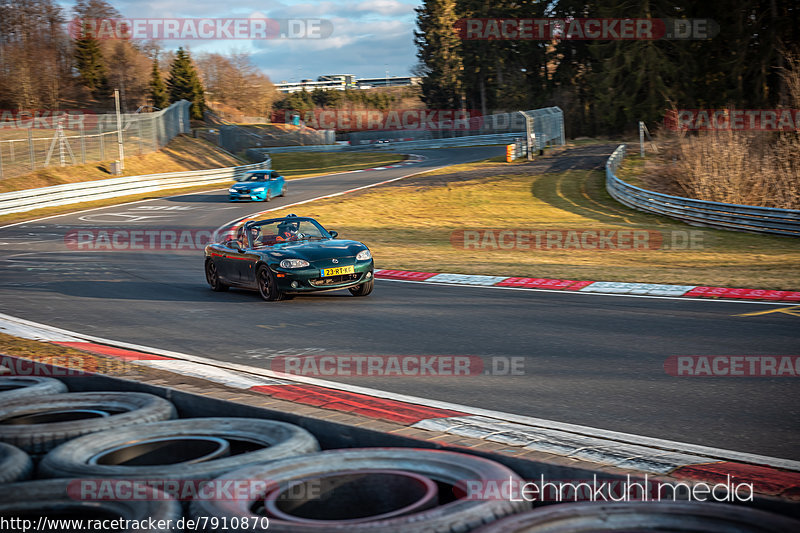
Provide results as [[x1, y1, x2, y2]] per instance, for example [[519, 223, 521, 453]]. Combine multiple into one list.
[[0, 376, 68, 403], [1, 373, 796, 531], [0, 441, 33, 483], [0, 479, 182, 533], [470, 501, 800, 533], [39, 418, 320, 488], [190, 447, 531, 532], [262, 469, 439, 524], [0, 392, 177, 454]]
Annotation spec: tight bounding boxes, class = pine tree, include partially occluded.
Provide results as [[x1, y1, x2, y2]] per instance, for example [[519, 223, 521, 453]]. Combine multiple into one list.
[[167, 47, 206, 119], [588, 0, 684, 132], [148, 58, 169, 109], [414, 0, 464, 110], [74, 35, 110, 100]]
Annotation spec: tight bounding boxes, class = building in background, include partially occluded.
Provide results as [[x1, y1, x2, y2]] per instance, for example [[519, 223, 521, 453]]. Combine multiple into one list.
[[274, 75, 420, 93]]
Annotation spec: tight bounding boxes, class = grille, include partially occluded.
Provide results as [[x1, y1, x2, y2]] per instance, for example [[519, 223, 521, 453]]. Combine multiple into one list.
[[309, 273, 360, 286]]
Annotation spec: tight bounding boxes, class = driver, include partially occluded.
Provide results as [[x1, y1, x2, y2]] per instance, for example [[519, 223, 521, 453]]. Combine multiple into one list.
[[275, 220, 299, 242], [249, 226, 262, 246]]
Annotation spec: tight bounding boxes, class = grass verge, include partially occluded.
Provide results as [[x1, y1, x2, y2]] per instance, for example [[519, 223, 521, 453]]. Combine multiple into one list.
[[0, 151, 404, 227], [256, 159, 800, 289], [0, 333, 144, 378], [267, 152, 404, 178], [0, 135, 244, 194]]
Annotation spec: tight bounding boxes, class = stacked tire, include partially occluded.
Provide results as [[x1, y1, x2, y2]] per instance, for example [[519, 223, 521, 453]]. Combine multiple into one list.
[[0, 378, 183, 531], [190, 447, 532, 532]]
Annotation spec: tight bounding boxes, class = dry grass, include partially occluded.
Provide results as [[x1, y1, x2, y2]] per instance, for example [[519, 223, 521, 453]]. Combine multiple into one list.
[[640, 54, 800, 209], [256, 160, 800, 290], [0, 333, 144, 378], [270, 152, 405, 177], [0, 135, 244, 194], [642, 130, 800, 209]]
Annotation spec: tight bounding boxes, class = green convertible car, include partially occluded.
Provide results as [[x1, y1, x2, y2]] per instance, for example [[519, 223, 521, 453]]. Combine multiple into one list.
[[204, 215, 374, 301]]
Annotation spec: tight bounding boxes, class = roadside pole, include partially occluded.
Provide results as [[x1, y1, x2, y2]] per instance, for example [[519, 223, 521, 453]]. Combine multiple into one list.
[[115, 89, 125, 172]]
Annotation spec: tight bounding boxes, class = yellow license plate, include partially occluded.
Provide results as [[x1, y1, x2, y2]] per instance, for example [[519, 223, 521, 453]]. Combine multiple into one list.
[[321, 265, 355, 277]]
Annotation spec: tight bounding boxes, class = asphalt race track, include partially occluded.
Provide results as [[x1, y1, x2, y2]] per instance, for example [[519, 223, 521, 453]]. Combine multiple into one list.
[[1, 145, 797, 460]]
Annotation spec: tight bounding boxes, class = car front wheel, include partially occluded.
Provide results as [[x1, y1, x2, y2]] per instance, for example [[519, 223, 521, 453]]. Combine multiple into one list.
[[349, 279, 374, 297], [257, 265, 286, 301]]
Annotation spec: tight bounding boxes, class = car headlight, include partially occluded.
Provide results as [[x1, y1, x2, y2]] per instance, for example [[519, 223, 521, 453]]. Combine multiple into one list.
[[228, 188, 236, 193], [280, 259, 309, 268], [356, 249, 372, 261]]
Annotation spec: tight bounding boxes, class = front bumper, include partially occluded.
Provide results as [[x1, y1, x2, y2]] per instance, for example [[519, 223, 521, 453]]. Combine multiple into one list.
[[229, 191, 266, 202], [272, 259, 374, 293]]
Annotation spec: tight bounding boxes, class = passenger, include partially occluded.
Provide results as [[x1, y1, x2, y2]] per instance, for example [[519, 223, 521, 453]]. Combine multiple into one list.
[[275, 221, 299, 242]]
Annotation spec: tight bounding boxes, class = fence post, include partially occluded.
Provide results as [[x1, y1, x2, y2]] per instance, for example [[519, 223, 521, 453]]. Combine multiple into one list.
[[99, 119, 105, 160], [639, 121, 645, 158], [28, 129, 35, 170], [80, 123, 86, 163], [151, 114, 158, 150], [114, 89, 125, 171], [137, 116, 144, 155]]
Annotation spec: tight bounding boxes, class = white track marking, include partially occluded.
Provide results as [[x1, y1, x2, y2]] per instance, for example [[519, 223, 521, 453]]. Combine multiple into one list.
[[136, 359, 290, 389], [375, 278, 800, 306]]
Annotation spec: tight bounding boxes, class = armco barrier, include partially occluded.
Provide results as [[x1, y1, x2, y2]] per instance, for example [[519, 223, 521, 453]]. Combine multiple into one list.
[[0, 156, 270, 217], [383, 132, 525, 149], [247, 133, 526, 156], [605, 145, 800, 237]]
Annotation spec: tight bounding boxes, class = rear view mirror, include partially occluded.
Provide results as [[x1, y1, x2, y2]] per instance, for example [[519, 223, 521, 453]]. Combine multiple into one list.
[[329, 231, 339, 238]]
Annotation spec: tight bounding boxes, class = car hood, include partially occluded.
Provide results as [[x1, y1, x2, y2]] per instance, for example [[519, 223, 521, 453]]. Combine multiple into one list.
[[231, 182, 266, 190], [269, 239, 366, 261]]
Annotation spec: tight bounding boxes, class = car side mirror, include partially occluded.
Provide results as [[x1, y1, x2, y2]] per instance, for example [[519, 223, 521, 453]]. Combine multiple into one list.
[[329, 230, 338, 238]]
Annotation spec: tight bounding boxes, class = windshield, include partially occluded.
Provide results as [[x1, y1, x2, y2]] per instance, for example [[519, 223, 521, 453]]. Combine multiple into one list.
[[243, 172, 270, 182], [250, 219, 330, 247]]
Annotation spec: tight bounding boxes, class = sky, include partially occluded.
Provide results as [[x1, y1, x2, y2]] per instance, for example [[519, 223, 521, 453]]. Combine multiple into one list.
[[58, 0, 420, 83]]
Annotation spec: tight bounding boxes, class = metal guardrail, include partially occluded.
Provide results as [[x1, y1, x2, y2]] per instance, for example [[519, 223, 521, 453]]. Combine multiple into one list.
[[246, 133, 526, 158], [254, 144, 351, 153], [0, 156, 270, 217], [379, 132, 525, 150], [606, 144, 800, 237]]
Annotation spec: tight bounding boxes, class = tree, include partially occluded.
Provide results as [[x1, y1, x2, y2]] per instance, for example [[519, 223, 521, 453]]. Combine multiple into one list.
[[149, 57, 168, 109], [0, 0, 69, 109], [414, 0, 464, 110], [167, 47, 206, 119], [195, 52, 277, 117], [74, 35, 110, 100]]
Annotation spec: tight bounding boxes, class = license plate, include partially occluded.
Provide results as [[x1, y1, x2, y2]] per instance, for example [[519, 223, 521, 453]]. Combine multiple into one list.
[[321, 265, 355, 277]]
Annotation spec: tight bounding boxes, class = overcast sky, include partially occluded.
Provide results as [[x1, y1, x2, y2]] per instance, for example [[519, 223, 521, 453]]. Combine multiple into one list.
[[59, 0, 420, 83]]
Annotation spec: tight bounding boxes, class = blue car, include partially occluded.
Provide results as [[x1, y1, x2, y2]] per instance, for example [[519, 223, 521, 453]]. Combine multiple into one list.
[[228, 170, 286, 202]]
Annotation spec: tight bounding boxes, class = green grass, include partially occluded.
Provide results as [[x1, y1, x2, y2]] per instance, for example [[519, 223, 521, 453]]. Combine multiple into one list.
[[269, 152, 404, 178], [257, 159, 800, 290], [614, 153, 646, 187]]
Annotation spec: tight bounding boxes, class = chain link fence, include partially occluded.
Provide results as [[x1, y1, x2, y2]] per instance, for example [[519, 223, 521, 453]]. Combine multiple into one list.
[[346, 107, 565, 147], [0, 101, 191, 181], [203, 112, 334, 154]]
